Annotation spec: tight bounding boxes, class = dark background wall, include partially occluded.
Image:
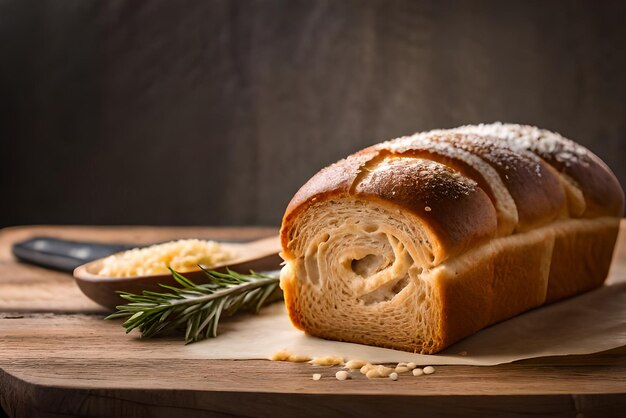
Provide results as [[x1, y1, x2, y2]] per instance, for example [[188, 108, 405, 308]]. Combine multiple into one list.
[[2, 0, 625, 227]]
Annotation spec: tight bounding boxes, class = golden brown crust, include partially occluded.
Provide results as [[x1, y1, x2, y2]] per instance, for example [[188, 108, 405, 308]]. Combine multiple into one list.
[[556, 152, 625, 218], [545, 218, 620, 303], [452, 123, 625, 218], [373, 132, 571, 231], [371, 134, 519, 235], [433, 218, 618, 353], [434, 227, 556, 351], [429, 133, 568, 230], [283, 151, 377, 220]]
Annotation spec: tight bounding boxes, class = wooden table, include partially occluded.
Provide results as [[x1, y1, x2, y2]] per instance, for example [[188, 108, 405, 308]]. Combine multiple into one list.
[[1, 225, 626, 417]]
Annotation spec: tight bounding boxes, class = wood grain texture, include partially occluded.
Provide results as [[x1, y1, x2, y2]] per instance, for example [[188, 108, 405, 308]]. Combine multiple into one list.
[[1, 225, 626, 417], [2, 0, 625, 228]]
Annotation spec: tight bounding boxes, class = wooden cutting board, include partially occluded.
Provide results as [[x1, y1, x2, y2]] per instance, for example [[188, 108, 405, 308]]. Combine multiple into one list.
[[1, 224, 626, 417]]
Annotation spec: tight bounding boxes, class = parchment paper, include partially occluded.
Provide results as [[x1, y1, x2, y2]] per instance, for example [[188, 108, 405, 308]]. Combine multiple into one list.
[[188, 275, 626, 366]]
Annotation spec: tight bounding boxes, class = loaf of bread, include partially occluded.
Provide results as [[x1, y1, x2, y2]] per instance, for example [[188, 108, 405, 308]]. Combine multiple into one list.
[[279, 123, 624, 354]]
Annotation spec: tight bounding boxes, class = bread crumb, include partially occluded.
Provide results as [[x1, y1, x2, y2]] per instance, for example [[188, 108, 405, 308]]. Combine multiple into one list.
[[335, 371, 350, 381], [270, 350, 291, 361], [360, 364, 374, 374], [288, 354, 311, 363], [270, 350, 311, 363], [345, 359, 368, 370], [310, 355, 344, 366], [423, 366, 435, 375], [375, 365, 394, 377]]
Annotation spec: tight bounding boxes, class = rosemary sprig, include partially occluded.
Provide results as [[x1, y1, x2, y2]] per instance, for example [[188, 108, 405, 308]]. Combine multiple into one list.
[[105, 267, 281, 344]]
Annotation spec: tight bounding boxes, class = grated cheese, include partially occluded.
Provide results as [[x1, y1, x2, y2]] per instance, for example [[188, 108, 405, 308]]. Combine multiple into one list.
[[96, 239, 234, 277]]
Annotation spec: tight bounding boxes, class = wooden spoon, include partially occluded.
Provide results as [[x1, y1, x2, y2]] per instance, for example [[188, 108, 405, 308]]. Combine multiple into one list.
[[73, 236, 282, 310]]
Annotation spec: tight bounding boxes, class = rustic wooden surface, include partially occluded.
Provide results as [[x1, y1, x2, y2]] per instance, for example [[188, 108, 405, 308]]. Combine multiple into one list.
[[3, 1, 626, 228], [1, 224, 626, 417]]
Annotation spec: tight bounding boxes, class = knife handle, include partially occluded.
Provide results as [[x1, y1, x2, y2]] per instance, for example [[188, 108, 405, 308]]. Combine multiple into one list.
[[12, 237, 132, 272]]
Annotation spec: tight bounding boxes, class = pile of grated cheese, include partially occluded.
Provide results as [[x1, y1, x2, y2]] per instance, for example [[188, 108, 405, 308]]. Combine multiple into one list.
[[96, 239, 234, 277]]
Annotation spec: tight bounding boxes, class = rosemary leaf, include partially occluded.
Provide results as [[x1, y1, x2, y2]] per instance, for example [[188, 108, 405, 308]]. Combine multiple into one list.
[[105, 267, 281, 344]]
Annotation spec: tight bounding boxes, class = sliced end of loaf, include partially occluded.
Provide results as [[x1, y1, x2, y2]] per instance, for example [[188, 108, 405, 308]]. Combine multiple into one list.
[[280, 197, 446, 353]]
